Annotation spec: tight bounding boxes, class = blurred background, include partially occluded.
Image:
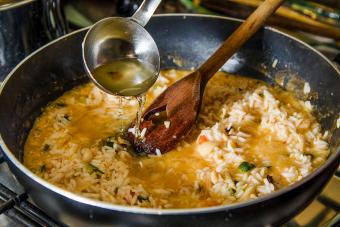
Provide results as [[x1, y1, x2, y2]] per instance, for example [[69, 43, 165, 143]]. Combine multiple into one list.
[[63, 0, 340, 59], [0, 0, 340, 82], [0, 0, 339, 80]]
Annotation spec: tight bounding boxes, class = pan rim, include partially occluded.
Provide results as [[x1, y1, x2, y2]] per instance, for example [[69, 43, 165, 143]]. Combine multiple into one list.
[[0, 13, 339, 215]]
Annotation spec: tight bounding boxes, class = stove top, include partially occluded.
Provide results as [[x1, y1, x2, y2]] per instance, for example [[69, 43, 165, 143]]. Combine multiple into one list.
[[0, 155, 339, 226]]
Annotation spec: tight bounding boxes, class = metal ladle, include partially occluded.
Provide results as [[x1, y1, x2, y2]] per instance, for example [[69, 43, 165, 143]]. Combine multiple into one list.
[[82, 0, 161, 96]]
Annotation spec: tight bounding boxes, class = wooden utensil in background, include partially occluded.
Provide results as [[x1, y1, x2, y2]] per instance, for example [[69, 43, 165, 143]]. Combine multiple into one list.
[[200, 0, 340, 40]]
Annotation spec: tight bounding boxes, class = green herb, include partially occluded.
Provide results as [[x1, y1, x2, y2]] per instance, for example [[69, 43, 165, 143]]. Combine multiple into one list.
[[39, 165, 46, 173], [42, 144, 51, 152], [180, 0, 217, 15], [103, 137, 116, 148], [79, 96, 87, 104], [105, 140, 114, 148], [86, 163, 104, 175], [238, 162, 255, 172], [137, 195, 150, 203], [228, 188, 236, 195]]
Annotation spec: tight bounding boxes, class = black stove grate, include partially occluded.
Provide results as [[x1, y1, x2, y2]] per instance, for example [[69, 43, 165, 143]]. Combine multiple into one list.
[[0, 154, 63, 227]]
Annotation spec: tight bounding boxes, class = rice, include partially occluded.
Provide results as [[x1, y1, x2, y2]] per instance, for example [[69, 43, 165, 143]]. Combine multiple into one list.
[[272, 59, 278, 68], [155, 148, 162, 156], [140, 128, 147, 139], [23, 70, 330, 209], [164, 121, 171, 129], [303, 82, 311, 94]]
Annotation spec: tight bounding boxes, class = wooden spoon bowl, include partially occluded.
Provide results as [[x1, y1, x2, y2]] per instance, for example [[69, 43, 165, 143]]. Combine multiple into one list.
[[127, 71, 203, 154]]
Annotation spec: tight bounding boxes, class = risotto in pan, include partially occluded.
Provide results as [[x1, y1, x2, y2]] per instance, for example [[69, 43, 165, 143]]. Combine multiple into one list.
[[24, 70, 329, 208]]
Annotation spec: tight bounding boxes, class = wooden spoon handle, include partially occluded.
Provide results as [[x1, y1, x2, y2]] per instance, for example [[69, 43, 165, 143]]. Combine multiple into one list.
[[199, 0, 284, 85]]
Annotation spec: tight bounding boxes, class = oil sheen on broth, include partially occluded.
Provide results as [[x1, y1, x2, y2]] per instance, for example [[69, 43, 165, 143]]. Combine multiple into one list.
[[92, 57, 157, 137], [24, 70, 329, 208], [92, 58, 157, 97]]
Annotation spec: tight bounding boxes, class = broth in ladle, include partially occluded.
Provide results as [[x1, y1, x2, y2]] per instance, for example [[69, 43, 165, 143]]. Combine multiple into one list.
[[91, 57, 157, 137]]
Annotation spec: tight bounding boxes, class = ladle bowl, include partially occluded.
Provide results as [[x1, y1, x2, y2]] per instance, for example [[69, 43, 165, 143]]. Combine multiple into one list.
[[82, 0, 161, 96]]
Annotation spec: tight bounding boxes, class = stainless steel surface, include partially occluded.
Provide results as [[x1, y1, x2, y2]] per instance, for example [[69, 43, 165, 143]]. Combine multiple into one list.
[[284, 174, 339, 227], [130, 0, 162, 27], [0, 0, 68, 81], [82, 0, 161, 96], [0, 161, 25, 227]]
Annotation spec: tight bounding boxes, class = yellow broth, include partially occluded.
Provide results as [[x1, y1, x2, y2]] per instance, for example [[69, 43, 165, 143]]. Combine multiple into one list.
[[24, 70, 329, 208]]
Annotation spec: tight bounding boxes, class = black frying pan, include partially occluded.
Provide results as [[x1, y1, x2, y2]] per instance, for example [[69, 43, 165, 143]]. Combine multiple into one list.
[[0, 14, 339, 227]]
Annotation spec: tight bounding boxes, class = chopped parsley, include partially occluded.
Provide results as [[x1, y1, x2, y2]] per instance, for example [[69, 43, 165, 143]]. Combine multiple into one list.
[[103, 137, 115, 148], [79, 96, 87, 104], [137, 195, 150, 203], [105, 140, 114, 148], [86, 163, 104, 175], [238, 162, 255, 172], [228, 188, 236, 195]]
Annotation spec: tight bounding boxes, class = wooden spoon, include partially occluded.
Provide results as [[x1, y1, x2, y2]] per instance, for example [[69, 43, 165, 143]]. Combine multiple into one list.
[[127, 0, 284, 155]]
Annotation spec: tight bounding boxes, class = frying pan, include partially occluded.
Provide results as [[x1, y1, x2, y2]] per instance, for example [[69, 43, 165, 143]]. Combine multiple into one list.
[[0, 14, 339, 227]]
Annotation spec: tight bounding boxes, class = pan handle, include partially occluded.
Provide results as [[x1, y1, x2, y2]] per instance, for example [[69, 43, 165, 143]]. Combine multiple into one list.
[[130, 0, 161, 27]]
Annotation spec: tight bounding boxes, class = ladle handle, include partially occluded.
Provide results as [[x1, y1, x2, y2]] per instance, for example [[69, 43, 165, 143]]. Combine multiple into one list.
[[131, 0, 162, 27], [199, 0, 284, 85]]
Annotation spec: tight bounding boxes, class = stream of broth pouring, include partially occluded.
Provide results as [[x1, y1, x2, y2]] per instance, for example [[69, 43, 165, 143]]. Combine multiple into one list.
[[92, 58, 156, 137]]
